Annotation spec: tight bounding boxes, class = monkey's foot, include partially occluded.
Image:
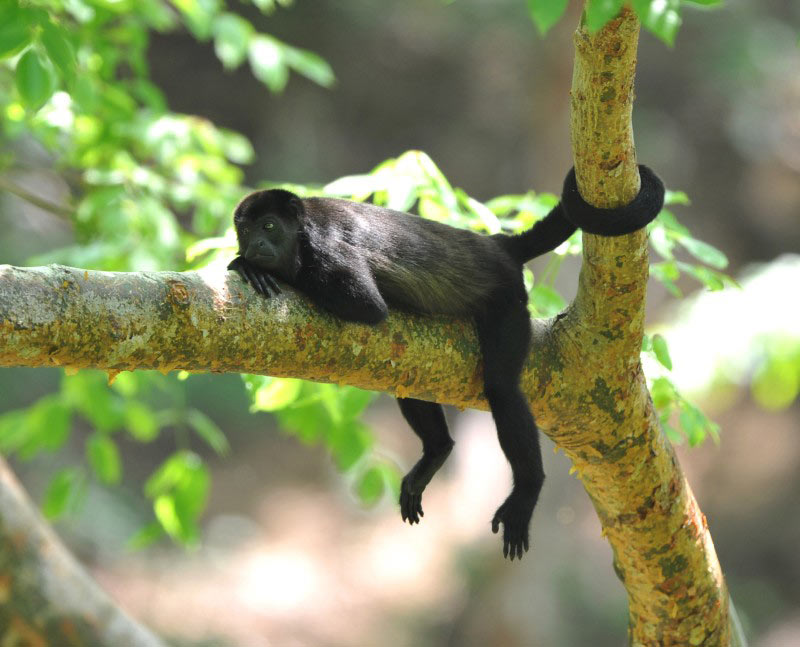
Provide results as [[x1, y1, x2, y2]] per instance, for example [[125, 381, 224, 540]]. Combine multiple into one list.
[[399, 476, 424, 525], [491, 496, 532, 560]]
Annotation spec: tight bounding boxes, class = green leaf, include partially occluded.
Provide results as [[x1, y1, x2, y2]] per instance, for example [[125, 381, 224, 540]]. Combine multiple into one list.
[[0, 410, 29, 453], [124, 401, 160, 442], [678, 405, 706, 446], [86, 433, 122, 484], [149, 454, 209, 544], [154, 494, 183, 539], [42, 468, 84, 520], [662, 421, 682, 444], [170, 0, 217, 39], [355, 466, 385, 505], [650, 262, 682, 297], [16, 48, 54, 110], [650, 376, 676, 409], [664, 189, 690, 206], [219, 129, 255, 164], [530, 283, 566, 317], [677, 262, 730, 291], [328, 421, 372, 472], [63, 372, 125, 432], [187, 408, 230, 455], [24, 396, 72, 456], [676, 236, 728, 269], [338, 388, 375, 421], [649, 225, 675, 260], [251, 377, 303, 411], [127, 521, 165, 550], [39, 21, 76, 85], [682, 0, 722, 5], [752, 356, 800, 411], [145, 451, 204, 497], [212, 13, 253, 69], [282, 44, 335, 87], [276, 401, 325, 445], [631, 0, 682, 45], [585, 0, 625, 32], [252, 0, 276, 12], [657, 209, 691, 236], [0, 10, 32, 59], [651, 334, 673, 370], [248, 35, 288, 92], [527, 0, 569, 35]]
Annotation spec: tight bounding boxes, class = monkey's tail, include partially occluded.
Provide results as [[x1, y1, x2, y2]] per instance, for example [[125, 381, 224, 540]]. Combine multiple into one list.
[[497, 203, 577, 264]]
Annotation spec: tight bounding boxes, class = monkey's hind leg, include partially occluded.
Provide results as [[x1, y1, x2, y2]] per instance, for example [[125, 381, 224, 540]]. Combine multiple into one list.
[[397, 398, 454, 525], [476, 301, 544, 560]]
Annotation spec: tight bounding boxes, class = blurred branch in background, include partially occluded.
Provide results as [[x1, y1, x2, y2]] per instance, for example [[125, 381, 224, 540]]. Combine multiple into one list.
[[0, 455, 165, 646]]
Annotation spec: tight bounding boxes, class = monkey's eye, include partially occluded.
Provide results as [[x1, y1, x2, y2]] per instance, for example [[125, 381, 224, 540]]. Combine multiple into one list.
[[264, 221, 275, 231]]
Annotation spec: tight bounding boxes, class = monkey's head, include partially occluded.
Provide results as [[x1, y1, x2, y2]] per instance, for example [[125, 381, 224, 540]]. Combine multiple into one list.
[[233, 189, 302, 276]]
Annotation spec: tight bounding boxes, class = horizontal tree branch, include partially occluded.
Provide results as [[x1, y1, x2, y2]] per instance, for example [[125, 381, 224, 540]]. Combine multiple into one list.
[[0, 263, 558, 416]]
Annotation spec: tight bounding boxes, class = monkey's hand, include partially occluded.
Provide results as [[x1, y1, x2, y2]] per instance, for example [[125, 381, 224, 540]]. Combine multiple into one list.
[[399, 443, 453, 525], [491, 493, 533, 560], [399, 475, 425, 525], [228, 256, 281, 297]]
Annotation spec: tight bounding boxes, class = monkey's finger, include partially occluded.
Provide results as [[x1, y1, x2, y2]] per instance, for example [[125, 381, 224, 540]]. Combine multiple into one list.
[[523, 536, 530, 553], [263, 273, 281, 294], [503, 537, 510, 559], [255, 273, 274, 297], [241, 266, 258, 291], [250, 270, 268, 296], [409, 496, 421, 524], [400, 493, 412, 523], [491, 515, 500, 534], [229, 259, 247, 283]]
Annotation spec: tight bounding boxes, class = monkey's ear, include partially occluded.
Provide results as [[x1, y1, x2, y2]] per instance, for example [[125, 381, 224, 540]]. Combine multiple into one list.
[[287, 197, 305, 220]]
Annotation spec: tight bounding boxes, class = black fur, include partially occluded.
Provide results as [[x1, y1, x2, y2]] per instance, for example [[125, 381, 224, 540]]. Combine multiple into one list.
[[560, 165, 664, 235], [229, 166, 663, 560]]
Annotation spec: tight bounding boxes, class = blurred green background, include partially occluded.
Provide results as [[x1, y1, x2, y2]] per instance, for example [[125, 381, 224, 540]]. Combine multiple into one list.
[[1, 1, 799, 645]]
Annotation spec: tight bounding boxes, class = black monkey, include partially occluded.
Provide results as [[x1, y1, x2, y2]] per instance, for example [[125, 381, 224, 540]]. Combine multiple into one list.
[[228, 166, 664, 560]]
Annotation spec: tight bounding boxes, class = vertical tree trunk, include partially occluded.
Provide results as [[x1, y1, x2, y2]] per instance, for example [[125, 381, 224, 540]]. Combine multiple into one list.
[[559, 7, 734, 645]]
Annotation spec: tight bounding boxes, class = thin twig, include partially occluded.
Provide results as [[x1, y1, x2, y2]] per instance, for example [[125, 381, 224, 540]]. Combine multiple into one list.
[[0, 175, 74, 218]]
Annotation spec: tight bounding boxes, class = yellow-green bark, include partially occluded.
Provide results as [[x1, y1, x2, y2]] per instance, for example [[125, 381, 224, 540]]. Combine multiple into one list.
[[554, 8, 730, 646]]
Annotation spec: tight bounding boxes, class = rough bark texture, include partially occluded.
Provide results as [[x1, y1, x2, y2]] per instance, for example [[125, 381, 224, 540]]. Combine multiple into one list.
[[0, 456, 165, 647], [0, 264, 494, 408], [557, 8, 731, 646]]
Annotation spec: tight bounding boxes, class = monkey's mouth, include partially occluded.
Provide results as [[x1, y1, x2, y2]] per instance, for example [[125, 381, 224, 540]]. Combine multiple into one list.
[[246, 253, 275, 263]]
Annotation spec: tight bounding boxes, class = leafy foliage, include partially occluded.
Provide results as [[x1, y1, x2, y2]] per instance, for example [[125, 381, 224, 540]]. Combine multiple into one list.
[[527, 0, 723, 44]]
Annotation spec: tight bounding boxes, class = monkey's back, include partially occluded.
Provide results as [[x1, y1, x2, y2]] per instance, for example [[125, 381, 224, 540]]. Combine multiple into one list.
[[302, 199, 522, 317]]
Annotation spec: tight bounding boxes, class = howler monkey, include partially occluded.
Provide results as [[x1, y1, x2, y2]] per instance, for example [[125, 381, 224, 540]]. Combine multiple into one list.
[[228, 166, 664, 560]]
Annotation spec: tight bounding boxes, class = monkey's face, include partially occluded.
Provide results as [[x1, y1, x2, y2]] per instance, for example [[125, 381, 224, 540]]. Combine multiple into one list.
[[235, 212, 298, 274]]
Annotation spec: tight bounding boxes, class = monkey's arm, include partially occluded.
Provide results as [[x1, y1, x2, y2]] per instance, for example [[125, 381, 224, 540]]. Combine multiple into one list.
[[228, 256, 281, 297], [300, 261, 389, 325]]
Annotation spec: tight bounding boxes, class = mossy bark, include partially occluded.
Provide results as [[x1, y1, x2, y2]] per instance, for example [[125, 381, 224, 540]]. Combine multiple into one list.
[[557, 8, 731, 646]]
